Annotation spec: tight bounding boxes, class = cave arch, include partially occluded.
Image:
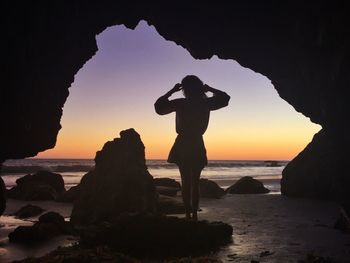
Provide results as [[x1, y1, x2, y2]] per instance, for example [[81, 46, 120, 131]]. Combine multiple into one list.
[[2, 1, 350, 212], [38, 21, 319, 161]]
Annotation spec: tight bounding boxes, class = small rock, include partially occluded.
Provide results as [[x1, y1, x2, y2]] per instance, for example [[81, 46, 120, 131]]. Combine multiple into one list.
[[157, 195, 185, 214], [156, 186, 179, 197], [154, 178, 181, 190], [260, 250, 274, 257], [9, 212, 72, 244], [13, 204, 45, 218], [226, 176, 270, 194], [199, 178, 225, 198]]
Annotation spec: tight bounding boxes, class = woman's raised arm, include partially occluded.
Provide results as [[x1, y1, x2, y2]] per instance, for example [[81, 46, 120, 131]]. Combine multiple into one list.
[[204, 84, 230, 111], [154, 83, 182, 115]]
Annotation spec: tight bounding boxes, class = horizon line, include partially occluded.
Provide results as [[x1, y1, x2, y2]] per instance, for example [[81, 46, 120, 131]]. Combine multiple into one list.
[[26, 157, 291, 162]]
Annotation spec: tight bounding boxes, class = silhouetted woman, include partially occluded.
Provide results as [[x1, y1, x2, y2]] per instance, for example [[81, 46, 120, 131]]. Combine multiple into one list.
[[155, 75, 230, 220]]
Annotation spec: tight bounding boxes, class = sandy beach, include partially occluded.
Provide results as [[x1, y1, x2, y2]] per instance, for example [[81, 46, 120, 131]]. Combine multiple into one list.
[[1, 178, 350, 262]]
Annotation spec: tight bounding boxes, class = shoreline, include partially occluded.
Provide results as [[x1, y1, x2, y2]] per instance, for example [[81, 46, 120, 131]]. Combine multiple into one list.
[[1, 193, 350, 262]]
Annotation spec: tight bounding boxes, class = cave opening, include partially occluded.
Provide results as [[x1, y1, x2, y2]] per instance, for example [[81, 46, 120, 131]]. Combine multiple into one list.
[[36, 21, 320, 162], [1, 20, 322, 192]]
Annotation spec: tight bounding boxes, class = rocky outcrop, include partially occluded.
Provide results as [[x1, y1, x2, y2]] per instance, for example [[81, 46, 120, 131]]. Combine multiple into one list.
[[7, 171, 65, 200], [226, 176, 270, 194], [8, 212, 72, 243], [70, 129, 157, 224], [282, 130, 350, 211], [13, 204, 45, 219], [79, 214, 233, 259], [199, 179, 225, 199]]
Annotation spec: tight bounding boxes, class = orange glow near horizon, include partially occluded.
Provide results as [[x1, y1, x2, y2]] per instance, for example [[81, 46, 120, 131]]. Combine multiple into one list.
[[36, 22, 321, 161]]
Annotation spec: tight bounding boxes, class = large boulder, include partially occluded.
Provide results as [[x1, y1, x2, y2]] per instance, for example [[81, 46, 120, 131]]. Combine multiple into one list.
[[70, 129, 157, 224], [199, 178, 225, 199], [7, 171, 65, 200], [8, 212, 72, 244], [281, 130, 350, 213], [226, 176, 270, 194], [80, 215, 233, 259]]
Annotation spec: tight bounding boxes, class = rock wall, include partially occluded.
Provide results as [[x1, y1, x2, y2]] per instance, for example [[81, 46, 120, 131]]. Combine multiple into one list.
[[281, 130, 350, 211], [2, 1, 350, 214]]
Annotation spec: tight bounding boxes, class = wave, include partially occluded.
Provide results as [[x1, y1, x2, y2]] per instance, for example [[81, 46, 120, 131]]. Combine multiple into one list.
[[1, 165, 94, 174], [1, 159, 287, 174]]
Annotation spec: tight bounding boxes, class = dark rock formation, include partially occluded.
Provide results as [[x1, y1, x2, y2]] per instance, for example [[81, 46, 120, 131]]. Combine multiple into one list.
[[2, 2, 350, 215], [7, 171, 65, 200], [156, 195, 185, 215], [56, 185, 81, 203], [13, 204, 45, 219], [79, 215, 233, 259], [281, 130, 350, 212], [154, 178, 181, 196], [226, 176, 270, 194], [156, 186, 179, 197], [154, 178, 181, 189], [13, 245, 138, 263], [70, 129, 157, 224], [199, 178, 225, 199], [0, 176, 5, 216], [334, 208, 350, 234], [9, 212, 72, 244], [12, 245, 222, 263]]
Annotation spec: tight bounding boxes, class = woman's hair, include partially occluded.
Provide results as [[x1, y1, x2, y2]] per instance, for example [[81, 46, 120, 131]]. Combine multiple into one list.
[[181, 75, 206, 99]]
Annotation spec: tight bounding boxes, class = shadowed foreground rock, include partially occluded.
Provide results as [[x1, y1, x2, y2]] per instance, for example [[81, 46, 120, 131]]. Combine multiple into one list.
[[9, 212, 73, 244], [200, 178, 225, 199], [7, 171, 65, 201], [80, 215, 233, 259], [70, 129, 157, 224], [13, 204, 45, 219], [226, 176, 270, 194], [12, 245, 223, 263]]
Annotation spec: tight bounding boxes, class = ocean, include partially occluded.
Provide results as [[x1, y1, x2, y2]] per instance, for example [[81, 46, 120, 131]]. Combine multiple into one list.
[[1, 159, 287, 193]]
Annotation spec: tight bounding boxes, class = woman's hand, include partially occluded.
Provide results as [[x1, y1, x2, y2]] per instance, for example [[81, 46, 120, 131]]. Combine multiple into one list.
[[166, 83, 182, 97], [172, 83, 182, 93], [203, 84, 213, 92]]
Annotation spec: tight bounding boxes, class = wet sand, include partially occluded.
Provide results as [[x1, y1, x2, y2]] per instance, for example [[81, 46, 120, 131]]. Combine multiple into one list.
[[1, 183, 350, 262]]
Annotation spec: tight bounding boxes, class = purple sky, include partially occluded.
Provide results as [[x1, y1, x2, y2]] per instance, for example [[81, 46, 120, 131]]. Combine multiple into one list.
[[38, 21, 320, 160]]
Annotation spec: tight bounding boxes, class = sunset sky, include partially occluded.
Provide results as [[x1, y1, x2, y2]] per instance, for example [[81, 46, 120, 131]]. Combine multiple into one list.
[[37, 21, 320, 160]]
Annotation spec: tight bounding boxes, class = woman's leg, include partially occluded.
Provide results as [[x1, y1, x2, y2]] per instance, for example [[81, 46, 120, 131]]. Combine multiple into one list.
[[191, 166, 203, 221], [179, 164, 191, 220]]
